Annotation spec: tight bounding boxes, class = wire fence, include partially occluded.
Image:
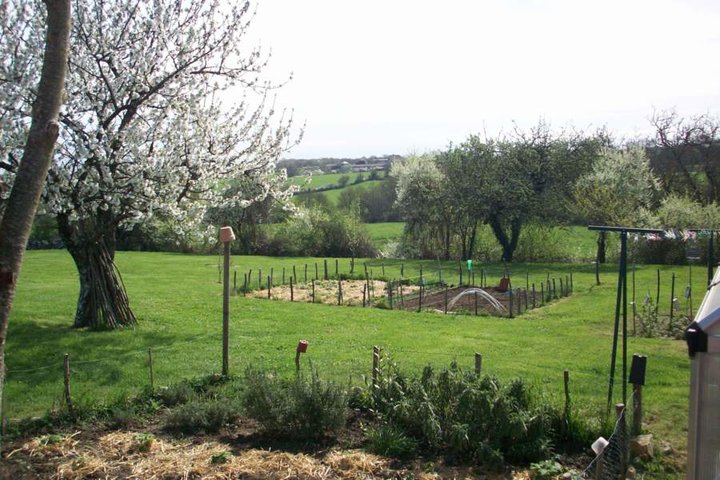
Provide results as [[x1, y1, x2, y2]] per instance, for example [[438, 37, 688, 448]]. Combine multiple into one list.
[[581, 407, 628, 480]]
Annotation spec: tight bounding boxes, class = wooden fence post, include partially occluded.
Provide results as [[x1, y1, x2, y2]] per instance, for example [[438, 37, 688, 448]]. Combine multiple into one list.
[[444, 285, 449, 314], [508, 289, 514, 318], [293, 265, 297, 284], [63, 353, 73, 415], [532, 283, 536, 309], [290, 277, 294, 301], [362, 284, 366, 307], [243, 273, 247, 297], [338, 278, 343, 305], [474, 352, 482, 375], [324, 259, 329, 280], [315, 262, 319, 281], [312, 280, 316, 303], [335, 259, 339, 278], [267, 276, 271, 299]]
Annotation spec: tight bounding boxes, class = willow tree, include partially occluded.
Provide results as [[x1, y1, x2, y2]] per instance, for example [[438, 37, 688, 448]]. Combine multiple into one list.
[[0, 0, 297, 328]]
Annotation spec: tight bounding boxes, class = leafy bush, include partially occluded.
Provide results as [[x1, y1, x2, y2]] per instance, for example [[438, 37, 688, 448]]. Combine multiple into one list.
[[530, 458, 563, 480], [164, 399, 241, 434], [366, 424, 418, 458], [241, 367, 347, 441], [372, 361, 560, 469]]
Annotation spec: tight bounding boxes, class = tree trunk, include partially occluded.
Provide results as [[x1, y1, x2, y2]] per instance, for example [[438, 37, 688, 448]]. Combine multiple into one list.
[[488, 215, 522, 262], [596, 231, 607, 264], [467, 221, 478, 260], [443, 223, 451, 261], [57, 215, 136, 329], [0, 0, 71, 443]]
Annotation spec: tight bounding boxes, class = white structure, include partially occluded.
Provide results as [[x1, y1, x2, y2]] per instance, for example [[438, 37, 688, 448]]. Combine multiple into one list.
[[687, 267, 720, 479]]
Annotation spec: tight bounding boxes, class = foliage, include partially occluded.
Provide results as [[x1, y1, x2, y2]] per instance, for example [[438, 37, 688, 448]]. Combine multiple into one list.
[[164, 399, 241, 434], [263, 206, 376, 258], [0, 0, 297, 328], [366, 424, 418, 458], [649, 109, 720, 204], [575, 146, 662, 226], [372, 361, 557, 468], [132, 432, 156, 453], [211, 451, 232, 464], [241, 367, 347, 441], [529, 458, 564, 480]]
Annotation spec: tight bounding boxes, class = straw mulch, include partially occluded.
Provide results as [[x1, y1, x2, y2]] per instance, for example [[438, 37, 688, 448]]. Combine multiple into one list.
[[1, 429, 532, 479]]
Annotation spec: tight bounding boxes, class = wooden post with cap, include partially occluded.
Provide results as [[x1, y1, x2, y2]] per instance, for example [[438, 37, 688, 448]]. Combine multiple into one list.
[[220, 226, 235, 376]]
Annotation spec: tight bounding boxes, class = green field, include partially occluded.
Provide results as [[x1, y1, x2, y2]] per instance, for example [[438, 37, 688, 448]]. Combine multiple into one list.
[[6, 250, 694, 460], [289, 172, 380, 190]]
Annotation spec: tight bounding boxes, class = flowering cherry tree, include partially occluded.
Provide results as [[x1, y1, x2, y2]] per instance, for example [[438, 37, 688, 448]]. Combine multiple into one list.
[[0, 0, 297, 328]]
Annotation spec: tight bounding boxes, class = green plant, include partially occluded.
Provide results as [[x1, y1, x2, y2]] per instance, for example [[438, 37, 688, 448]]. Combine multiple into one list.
[[241, 366, 347, 441], [38, 433, 64, 446], [132, 432, 156, 453], [211, 451, 232, 464], [164, 399, 241, 434], [366, 424, 418, 458], [530, 458, 563, 479]]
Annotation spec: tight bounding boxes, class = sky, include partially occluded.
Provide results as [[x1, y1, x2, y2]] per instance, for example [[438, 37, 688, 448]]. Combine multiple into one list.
[[248, 0, 720, 159]]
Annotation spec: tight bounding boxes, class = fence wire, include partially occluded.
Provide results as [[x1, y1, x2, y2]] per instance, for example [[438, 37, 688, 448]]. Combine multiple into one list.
[[582, 407, 628, 480]]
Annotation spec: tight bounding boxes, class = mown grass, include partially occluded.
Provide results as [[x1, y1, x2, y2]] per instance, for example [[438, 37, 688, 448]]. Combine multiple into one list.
[[289, 172, 381, 190], [6, 250, 694, 456]]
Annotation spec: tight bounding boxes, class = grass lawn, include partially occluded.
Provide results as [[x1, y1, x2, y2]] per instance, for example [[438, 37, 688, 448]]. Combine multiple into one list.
[[289, 172, 383, 190], [365, 222, 405, 249], [6, 251, 694, 460]]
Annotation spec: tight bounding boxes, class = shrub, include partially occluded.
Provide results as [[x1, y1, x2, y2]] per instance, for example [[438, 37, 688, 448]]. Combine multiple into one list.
[[164, 399, 241, 434], [371, 361, 565, 468], [366, 424, 418, 458], [241, 367, 347, 441]]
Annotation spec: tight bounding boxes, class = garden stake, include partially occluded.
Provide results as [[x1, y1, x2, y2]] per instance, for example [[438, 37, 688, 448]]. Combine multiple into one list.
[[220, 226, 235, 377], [290, 277, 294, 301], [312, 280, 316, 303], [324, 259, 328, 280], [362, 284, 366, 307], [418, 285, 423, 312], [670, 272, 675, 323], [243, 273, 247, 297], [444, 285, 448, 314], [655, 269, 660, 316], [372, 346, 380, 394], [474, 352, 482, 375], [629, 354, 647, 436], [148, 348, 154, 390], [267, 276, 271, 299], [419, 264, 423, 284], [632, 264, 636, 334], [64, 353, 73, 415]]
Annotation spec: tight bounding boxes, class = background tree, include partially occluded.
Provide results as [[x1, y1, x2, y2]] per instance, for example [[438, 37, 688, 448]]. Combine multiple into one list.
[[649, 110, 720, 204], [0, 0, 71, 440], [461, 124, 601, 261], [574, 146, 662, 262], [1, 0, 297, 329], [392, 154, 455, 259]]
